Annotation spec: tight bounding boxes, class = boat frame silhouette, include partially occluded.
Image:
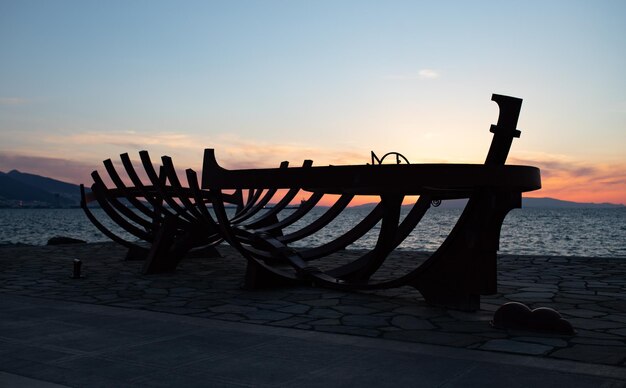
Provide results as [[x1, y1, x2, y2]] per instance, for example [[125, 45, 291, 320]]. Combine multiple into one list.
[[81, 93, 540, 310]]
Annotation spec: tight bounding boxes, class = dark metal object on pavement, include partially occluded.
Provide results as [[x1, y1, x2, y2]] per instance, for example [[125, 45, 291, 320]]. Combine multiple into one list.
[[71, 259, 83, 279], [491, 302, 576, 335]]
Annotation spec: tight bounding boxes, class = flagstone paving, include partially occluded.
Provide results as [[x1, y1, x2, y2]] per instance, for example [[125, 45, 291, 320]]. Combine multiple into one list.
[[0, 242, 624, 367]]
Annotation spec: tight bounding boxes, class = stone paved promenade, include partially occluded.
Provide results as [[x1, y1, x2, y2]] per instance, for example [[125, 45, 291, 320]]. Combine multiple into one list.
[[1, 242, 625, 368]]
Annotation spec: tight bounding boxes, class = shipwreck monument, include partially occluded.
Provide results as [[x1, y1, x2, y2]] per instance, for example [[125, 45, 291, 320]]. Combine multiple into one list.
[[82, 93, 541, 311]]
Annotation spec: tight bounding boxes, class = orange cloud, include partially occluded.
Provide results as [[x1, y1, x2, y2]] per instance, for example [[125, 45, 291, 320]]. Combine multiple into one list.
[[509, 154, 626, 205]]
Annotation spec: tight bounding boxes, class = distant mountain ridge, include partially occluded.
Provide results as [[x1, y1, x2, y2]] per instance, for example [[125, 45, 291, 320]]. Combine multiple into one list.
[[350, 197, 624, 209], [521, 197, 624, 208], [0, 170, 80, 207], [6, 170, 79, 197]]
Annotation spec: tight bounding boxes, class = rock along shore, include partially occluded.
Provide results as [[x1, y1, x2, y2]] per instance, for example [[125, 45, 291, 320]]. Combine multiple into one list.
[[0, 242, 624, 367]]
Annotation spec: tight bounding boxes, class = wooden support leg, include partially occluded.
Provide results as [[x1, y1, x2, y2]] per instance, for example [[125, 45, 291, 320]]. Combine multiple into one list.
[[412, 191, 521, 311], [142, 216, 179, 274]]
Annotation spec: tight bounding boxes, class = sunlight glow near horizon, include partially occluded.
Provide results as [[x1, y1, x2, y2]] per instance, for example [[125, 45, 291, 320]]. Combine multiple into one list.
[[1, 1, 625, 205]]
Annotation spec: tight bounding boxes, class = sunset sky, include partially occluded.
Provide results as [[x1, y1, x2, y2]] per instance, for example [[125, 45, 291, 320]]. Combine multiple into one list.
[[1, 1, 625, 205]]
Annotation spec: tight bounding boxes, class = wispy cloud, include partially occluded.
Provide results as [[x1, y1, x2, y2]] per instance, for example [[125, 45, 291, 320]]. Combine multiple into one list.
[[5, 130, 370, 182], [48, 131, 201, 150], [383, 69, 440, 81], [201, 134, 367, 169], [40, 130, 368, 167], [418, 69, 439, 79], [0, 97, 29, 106], [509, 152, 626, 205]]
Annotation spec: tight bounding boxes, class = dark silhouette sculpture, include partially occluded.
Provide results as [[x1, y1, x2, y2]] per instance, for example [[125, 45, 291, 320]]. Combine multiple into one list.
[[82, 93, 541, 310]]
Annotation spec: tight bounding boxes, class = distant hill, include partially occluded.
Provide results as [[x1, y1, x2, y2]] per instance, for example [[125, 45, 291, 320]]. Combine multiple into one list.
[[0, 170, 80, 207], [350, 197, 624, 209], [522, 197, 624, 209], [6, 170, 80, 198]]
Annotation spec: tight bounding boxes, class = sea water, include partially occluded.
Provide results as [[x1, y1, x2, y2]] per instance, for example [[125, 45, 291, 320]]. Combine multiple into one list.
[[0, 207, 624, 258]]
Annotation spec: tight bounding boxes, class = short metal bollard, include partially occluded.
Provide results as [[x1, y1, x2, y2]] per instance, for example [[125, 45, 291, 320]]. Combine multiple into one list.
[[71, 259, 83, 279]]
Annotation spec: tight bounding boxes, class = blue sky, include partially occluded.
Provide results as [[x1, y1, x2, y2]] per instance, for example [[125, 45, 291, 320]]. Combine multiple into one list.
[[1, 1, 625, 203]]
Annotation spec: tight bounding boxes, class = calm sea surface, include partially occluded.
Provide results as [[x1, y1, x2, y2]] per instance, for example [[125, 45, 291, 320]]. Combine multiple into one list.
[[0, 207, 624, 258]]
